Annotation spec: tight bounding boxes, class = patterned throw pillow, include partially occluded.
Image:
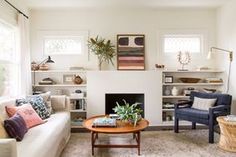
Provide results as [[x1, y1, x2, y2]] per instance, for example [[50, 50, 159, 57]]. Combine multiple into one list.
[[39, 91, 53, 114], [4, 114, 28, 141], [5, 104, 44, 128], [16, 95, 50, 120]]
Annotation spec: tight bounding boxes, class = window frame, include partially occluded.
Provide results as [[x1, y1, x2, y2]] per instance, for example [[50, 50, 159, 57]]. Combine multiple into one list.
[[0, 19, 20, 100], [163, 34, 203, 54], [38, 30, 89, 57], [159, 29, 208, 57]]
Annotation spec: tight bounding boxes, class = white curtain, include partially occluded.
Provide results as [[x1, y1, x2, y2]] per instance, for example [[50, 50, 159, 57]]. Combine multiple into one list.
[[18, 14, 32, 95]]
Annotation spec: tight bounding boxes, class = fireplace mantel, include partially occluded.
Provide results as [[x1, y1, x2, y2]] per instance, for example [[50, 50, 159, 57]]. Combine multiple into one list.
[[87, 71, 162, 126]]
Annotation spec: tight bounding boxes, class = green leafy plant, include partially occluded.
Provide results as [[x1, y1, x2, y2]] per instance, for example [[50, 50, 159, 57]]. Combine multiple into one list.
[[88, 36, 116, 70], [113, 100, 143, 127]]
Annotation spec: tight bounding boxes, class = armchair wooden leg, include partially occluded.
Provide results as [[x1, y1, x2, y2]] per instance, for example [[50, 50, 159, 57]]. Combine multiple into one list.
[[174, 117, 179, 133], [192, 122, 196, 130], [209, 123, 214, 143]]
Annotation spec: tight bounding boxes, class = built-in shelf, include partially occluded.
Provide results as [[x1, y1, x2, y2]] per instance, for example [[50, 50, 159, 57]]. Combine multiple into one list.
[[162, 96, 189, 99], [162, 109, 174, 111], [163, 70, 224, 73], [163, 83, 223, 86], [31, 70, 86, 73], [69, 97, 87, 100], [33, 84, 87, 87], [70, 109, 87, 113]]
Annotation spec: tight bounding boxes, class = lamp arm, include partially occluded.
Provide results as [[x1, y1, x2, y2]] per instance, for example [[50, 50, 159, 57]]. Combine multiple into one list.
[[211, 47, 233, 62], [37, 58, 48, 67]]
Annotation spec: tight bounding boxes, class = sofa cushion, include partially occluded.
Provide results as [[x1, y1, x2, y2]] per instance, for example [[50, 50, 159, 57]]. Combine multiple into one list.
[[4, 114, 28, 141], [39, 91, 53, 114], [51, 95, 66, 110], [176, 108, 209, 119], [192, 97, 217, 110], [5, 104, 44, 129], [16, 111, 70, 157], [16, 95, 50, 120], [0, 116, 8, 138]]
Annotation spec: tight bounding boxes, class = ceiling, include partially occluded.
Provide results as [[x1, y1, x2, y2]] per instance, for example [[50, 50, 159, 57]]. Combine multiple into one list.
[[24, 0, 231, 9]]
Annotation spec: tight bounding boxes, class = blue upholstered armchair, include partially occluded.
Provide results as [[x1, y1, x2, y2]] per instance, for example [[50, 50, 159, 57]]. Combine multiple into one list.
[[174, 91, 232, 143]]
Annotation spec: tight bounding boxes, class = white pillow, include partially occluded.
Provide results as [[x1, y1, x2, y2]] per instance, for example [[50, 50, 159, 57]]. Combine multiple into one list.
[[192, 97, 217, 110]]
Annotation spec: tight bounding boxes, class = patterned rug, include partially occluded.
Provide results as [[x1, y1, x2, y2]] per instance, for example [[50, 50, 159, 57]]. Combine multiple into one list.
[[61, 130, 235, 157]]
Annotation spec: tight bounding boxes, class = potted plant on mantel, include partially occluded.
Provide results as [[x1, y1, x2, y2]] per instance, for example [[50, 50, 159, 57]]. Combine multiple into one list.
[[88, 36, 116, 70], [113, 100, 143, 127]]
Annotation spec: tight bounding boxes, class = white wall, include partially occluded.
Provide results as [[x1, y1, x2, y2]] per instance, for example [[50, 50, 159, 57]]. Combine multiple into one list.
[[29, 8, 217, 70], [217, 0, 236, 114], [87, 71, 162, 126], [0, 0, 28, 25]]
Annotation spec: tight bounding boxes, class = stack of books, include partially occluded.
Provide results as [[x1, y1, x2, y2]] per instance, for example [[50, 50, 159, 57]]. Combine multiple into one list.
[[92, 117, 116, 127]]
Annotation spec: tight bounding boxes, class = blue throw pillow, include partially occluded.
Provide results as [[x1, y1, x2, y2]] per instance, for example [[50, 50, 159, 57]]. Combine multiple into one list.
[[16, 95, 50, 120], [4, 114, 28, 141]]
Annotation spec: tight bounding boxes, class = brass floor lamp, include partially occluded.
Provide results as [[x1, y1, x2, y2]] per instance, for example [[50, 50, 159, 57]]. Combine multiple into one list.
[[207, 47, 233, 93]]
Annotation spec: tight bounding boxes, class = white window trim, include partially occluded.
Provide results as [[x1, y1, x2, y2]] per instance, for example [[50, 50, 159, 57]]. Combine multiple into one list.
[[0, 19, 20, 100], [158, 29, 208, 57], [38, 30, 89, 58]]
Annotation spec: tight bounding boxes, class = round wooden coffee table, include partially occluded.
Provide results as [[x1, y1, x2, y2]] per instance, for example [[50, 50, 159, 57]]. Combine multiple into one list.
[[217, 116, 236, 152], [83, 115, 149, 156]]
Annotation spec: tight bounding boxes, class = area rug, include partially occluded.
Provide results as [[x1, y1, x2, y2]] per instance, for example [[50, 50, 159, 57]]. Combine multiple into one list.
[[61, 130, 235, 157]]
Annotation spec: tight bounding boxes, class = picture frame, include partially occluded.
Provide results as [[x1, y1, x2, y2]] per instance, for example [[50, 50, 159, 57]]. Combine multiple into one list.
[[63, 74, 74, 84], [164, 76, 173, 83], [117, 34, 145, 70]]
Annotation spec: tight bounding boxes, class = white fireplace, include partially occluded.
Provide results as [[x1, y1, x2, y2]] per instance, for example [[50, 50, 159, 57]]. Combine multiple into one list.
[[87, 71, 162, 126]]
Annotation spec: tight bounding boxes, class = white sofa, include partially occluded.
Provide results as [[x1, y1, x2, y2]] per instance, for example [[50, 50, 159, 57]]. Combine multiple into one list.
[[0, 95, 71, 157]]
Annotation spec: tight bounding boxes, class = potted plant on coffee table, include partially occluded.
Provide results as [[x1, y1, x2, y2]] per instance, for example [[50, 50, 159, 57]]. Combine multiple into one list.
[[88, 36, 116, 70], [113, 99, 143, 127]]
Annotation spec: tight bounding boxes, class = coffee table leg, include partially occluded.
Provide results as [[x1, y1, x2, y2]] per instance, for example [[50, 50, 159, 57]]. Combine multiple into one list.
[[91, 131, 95, 155], [137, 132, 140, 155]]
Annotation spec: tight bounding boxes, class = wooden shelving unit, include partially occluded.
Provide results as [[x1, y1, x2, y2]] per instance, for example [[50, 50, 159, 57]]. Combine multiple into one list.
[[31, 69, 87, 129]]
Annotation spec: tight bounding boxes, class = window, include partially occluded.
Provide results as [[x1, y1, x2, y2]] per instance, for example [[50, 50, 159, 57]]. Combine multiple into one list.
[[0, 20, 19, 99], [44, 36, 84, 55], [41, 31, 88, 56], [163, 34, 203, 54]]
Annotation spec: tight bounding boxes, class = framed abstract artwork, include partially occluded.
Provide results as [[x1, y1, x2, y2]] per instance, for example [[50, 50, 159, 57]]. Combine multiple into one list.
[[117, 34, 145, 70]]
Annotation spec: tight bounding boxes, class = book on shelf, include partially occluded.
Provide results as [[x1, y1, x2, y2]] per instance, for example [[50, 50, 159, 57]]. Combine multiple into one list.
[[92, 117, 116, 127]]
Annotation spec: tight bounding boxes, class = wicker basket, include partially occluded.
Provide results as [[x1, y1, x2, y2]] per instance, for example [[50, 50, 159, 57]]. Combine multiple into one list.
[[179, 77, 201, 83], [217, 117, 236, 152]]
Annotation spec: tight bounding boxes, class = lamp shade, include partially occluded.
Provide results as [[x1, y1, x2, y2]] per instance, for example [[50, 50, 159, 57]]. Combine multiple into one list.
[[45, 56, 54, 63], [207, 50, 212, 60]]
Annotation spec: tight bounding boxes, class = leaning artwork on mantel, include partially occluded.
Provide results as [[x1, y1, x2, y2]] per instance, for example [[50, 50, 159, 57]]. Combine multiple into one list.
[[117, 34, 145, 70]]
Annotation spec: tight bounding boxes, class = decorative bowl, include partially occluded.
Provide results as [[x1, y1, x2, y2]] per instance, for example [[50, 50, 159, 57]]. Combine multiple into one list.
[[179, 77, 201, 83]]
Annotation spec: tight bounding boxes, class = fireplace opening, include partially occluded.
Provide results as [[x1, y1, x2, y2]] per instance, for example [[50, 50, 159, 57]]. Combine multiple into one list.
[[105, 93, 144, 118]]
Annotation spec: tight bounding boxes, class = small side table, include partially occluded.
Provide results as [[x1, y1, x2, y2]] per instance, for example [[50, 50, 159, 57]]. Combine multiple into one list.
[[217, 116, 236, 152]]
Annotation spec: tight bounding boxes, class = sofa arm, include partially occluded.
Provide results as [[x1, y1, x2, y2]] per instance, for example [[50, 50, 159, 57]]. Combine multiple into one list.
[[0, 139, 17, 157], [174, 101, 192, 109], [51, 95, 70, 112]]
